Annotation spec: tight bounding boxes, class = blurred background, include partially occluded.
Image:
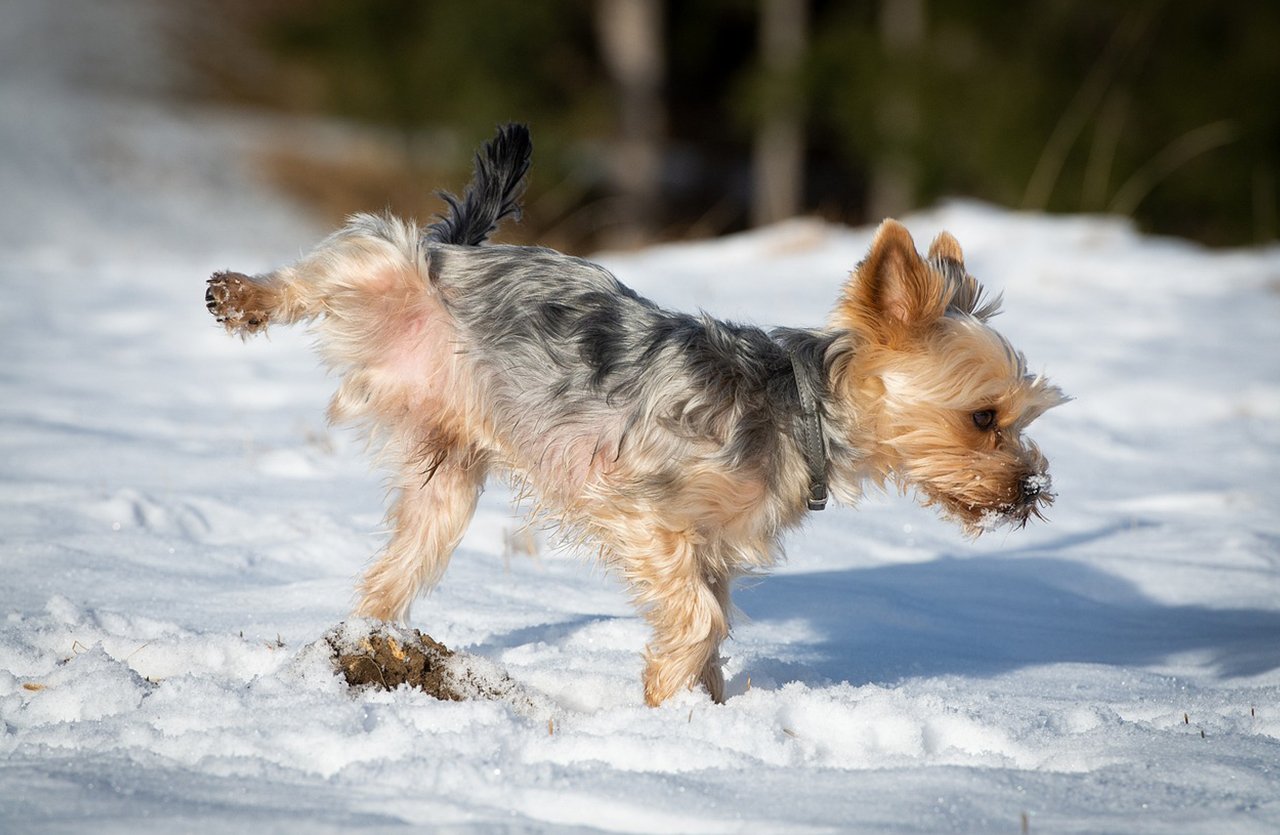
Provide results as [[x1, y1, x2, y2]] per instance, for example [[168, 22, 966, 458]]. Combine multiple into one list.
[[5, 0, 1277, 254]]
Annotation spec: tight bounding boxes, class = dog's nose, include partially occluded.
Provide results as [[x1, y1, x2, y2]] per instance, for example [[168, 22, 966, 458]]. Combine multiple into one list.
[[1020, 472, 1050, 503]]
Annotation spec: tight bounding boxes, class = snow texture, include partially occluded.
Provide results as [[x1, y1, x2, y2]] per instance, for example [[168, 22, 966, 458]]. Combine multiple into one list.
[[3, 2, 1279, 832]]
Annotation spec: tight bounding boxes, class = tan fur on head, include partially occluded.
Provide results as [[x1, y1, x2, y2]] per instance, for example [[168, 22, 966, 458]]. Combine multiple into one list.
[[830, 219, 1068, 533]]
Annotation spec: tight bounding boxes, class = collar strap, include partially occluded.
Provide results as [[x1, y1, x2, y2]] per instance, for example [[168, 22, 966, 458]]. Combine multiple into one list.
[[788, 349, 829, 511]]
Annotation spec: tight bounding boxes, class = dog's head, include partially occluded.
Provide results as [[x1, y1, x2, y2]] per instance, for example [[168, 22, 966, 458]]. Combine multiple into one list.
[[830, 220, 1068, 533]]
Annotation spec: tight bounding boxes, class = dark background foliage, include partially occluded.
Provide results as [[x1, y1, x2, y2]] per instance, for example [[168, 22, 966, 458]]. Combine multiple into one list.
[[177, 0, 1277, 251]]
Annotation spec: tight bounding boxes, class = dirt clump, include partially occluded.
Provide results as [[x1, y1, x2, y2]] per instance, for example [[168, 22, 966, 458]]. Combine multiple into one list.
[[329, 625, 466, 700], [322, 620, 546, 714]]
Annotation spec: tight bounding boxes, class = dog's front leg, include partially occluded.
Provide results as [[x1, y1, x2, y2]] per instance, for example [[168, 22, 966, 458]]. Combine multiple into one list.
[[626, 531, 731, 706]]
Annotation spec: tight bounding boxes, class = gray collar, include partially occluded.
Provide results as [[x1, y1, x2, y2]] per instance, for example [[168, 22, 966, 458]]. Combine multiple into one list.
[[787, 350, 829, 511]]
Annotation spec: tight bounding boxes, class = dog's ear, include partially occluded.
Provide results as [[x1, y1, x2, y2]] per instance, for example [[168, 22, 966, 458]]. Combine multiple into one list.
[[927, 231, 964, 266], [835, 219, 945, 337]]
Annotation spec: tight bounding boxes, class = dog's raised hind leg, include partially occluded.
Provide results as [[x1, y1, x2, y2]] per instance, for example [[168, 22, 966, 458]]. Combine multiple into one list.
[[205, 270, 291, 336], [206, 214, 424, 337]]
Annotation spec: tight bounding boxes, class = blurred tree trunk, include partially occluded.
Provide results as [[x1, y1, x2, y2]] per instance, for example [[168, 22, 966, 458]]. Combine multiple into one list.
[[595, 0, 665, 246], [868, 0, 924, 221], [752, 0, 808, 227]]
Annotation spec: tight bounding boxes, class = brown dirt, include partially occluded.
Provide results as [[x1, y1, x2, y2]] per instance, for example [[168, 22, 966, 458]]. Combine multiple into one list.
[[329, 625, 466, 700], [323, 621, 544, 713]]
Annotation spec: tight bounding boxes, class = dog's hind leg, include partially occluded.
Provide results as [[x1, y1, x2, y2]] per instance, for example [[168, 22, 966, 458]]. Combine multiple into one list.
[[695, 569, 735, 702], [354, 451, 486, 623], [206, 214, 424, 337]]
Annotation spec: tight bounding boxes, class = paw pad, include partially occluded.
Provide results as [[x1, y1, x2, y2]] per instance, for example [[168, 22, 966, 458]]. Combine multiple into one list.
[[206, 271, 269, 334]]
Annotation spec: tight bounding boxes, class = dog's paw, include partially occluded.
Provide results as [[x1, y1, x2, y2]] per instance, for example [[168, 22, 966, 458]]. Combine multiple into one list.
[[206, 271, 270, 335]]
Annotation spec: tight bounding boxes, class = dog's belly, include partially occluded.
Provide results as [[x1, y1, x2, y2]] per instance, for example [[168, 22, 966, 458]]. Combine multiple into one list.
[[484, 403, 629, 507]]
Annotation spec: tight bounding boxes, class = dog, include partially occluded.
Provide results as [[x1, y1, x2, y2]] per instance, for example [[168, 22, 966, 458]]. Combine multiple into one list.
[[206, 124, 1067, 706]]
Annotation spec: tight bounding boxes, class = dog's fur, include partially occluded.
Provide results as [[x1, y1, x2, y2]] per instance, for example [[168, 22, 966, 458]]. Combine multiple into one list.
[[207, 124, 1066, 706]]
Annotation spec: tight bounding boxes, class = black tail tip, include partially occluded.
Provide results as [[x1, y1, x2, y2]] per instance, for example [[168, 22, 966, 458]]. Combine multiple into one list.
[[425, 123, 534, 247], [486, 123, 533, 178], [493, 122, 532, 151], [483, 122, 533, 185]]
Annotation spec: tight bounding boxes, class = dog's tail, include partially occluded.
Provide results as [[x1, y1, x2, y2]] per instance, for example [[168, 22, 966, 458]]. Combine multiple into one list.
[[425, 123, 532, 246]]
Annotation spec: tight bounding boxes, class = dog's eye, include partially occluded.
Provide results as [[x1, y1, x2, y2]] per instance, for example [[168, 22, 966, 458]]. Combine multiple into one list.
[[971, 409, 997, 431]]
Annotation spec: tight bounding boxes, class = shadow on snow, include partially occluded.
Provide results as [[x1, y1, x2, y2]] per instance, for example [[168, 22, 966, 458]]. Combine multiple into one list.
[[732, 536, 1280, 689]]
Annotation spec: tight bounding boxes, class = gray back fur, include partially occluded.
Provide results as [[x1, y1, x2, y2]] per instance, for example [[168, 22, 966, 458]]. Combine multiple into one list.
[[428, 243, 826, 493]]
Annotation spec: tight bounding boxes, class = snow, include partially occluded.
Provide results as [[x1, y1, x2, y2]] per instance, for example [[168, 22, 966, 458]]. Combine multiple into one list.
[[3, 3, 1280, 832]]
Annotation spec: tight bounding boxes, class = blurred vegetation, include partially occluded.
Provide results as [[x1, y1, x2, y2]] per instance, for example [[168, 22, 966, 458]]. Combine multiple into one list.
[[178, 0, 1277, 250]]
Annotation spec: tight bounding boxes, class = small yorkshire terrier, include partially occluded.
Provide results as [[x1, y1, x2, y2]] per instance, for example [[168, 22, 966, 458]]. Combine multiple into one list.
[[207, 125, 1066, 706]]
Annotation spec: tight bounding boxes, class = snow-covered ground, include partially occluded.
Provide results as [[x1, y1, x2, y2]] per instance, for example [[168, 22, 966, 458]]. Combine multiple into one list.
[[3, 4, 1279, 832]]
